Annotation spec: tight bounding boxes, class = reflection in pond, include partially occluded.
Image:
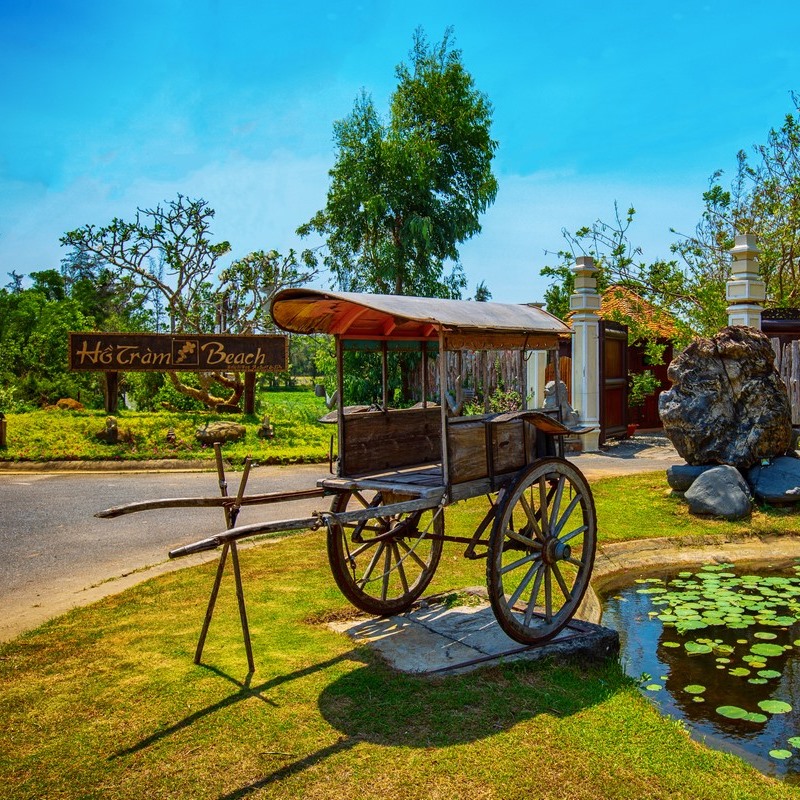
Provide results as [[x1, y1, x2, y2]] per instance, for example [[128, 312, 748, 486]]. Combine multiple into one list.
[[601, 561, 800, 782]]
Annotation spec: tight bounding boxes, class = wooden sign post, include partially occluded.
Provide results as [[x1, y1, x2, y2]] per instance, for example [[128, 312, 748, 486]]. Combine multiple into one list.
[[69, 333, 288, 413]]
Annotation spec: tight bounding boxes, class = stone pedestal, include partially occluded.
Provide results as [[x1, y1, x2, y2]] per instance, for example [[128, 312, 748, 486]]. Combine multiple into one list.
[[570, 256, 601, 451]]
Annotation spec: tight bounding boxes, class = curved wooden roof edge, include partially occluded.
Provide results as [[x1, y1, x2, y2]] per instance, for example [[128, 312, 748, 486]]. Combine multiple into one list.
[[270, 289, 570, 342]]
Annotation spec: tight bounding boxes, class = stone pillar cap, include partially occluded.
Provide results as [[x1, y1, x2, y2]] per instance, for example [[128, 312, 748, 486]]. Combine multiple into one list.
[[571, 255, 597, 274], [730, 233, 760, 258]]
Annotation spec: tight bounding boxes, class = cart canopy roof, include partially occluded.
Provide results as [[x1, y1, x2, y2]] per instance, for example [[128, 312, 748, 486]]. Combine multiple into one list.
[[271, 289, 569, 350]]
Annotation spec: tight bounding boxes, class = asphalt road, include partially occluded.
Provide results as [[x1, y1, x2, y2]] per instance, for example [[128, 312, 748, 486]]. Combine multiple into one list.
[[0, 438, 682, 643], [0, 463, 330, 642]]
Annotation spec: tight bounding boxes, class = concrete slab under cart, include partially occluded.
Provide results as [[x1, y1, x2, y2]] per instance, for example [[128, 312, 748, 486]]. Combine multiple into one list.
[[329, 592, 619, 675]]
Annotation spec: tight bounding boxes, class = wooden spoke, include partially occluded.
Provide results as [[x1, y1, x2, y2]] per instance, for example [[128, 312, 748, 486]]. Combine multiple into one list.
[[518, 493, 545, 543], [559, 524, 588, 544], [358, 541, 386, 586], [524, 565, 546, 626], [392, 543, 409, 594], [500, 551, 541, 576], [552, 494, 581, 538], [538, 477, 550, 536], [504, 527, 541, 549], [544, 566, 552, 623], [508, 558, 542, 608], [552, 563, 573, 602], [548, 475, 566, 532]]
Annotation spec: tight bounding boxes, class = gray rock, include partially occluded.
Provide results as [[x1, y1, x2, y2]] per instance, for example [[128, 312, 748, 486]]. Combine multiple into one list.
[[666, 464, 713, 492], [684, 465, 751, 520], [659, 326, 792, 469], [746, 455, 800, 505], [195, 421, 246, 444]]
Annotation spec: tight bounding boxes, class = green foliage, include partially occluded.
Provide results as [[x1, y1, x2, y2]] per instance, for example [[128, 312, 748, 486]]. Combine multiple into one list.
[[61, 195, 232, 335], [628, 369, 660, 407], [300, 28, 497, 300], [0, 279, 106, 407], [541, 204, 694, 346]]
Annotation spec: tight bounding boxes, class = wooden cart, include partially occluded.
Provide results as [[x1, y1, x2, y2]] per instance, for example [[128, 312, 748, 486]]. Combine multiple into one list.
[[99, 290, 597, 666]]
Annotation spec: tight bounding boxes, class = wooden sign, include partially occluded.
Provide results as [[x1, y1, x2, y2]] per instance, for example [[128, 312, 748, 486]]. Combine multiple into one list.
[[69, 332, 288, 372]]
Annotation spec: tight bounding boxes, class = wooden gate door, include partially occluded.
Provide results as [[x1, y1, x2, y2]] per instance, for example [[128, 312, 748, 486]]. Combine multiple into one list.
[[600, 320, 628, 442]]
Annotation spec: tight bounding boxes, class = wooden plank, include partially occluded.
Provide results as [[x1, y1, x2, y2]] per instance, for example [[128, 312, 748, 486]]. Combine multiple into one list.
[[342, 407, 442, 475], [447, 420, 488, 484], [444, 333, 560, 351], [490, 419, 527, 475], [95, 487, 326, 518]]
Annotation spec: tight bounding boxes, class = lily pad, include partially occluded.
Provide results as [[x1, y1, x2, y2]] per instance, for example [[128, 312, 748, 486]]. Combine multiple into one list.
[[788, 736, 800, 748], [716, 705, 749, 719], [758, 700, 792, 714], [644, 684, 662, 692], [770, 749, 793, 760], [729, 667, 751, 677], [684, 641, 712, 655], [743, 712, 768, 723], [757, 670, 782, 679], [754, 631, 778, 640], [661, 641, 680, 648], [683, 685, 705, 695], [751, 643, 785, 657]]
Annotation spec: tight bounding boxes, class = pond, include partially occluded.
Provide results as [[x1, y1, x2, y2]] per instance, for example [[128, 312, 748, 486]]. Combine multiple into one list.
[[601, 561, 800, 782]]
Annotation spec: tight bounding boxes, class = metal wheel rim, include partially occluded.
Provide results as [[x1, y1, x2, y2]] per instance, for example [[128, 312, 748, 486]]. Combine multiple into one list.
[[487, 458, 596, 645], [327, 490, 444, 616]]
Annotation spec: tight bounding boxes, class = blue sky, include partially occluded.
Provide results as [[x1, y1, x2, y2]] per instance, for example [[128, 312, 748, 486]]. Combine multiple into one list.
[[1, 0, 799, 303]]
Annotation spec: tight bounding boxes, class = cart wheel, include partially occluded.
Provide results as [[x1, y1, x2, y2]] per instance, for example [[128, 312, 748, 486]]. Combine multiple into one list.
[[487, 457, 596, 645], [327, 491, 444, 616]]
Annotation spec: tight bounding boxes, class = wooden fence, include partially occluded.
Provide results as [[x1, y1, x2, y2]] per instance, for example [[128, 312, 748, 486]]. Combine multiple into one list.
[[409, 350, 528, 407], [770, 338, 800, 425]]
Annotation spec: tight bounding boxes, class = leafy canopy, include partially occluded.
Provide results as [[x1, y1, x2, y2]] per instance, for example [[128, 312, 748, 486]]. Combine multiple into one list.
[[300, 28, 498, 299]]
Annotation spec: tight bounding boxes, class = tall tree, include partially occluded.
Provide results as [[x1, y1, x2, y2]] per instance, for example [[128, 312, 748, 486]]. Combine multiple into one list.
[[299, 28, 497, 300]]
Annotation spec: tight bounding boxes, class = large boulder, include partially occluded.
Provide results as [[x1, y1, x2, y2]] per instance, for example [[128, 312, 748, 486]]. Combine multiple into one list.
[[684, 465, 751, 520], [659, 326, 792, 469]]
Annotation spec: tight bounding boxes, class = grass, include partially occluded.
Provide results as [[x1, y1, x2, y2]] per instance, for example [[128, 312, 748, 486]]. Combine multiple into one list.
[[4, 474, 800, 799], [0, 391, 332, 465]]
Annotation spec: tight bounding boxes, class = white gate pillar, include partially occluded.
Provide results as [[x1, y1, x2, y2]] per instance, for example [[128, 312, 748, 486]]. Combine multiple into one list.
[[570, 256, 601, 451], [727, 234, 764, 329]]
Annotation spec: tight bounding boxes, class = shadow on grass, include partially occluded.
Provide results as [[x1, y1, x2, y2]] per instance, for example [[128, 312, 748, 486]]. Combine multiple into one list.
[[111, 650, 364, 760], [214, 655, 628, 799]]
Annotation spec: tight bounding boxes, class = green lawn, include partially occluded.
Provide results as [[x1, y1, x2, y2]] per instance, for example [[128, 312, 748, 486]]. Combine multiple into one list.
[[0, 391, 332, 465], [3, 474, 800, 799]]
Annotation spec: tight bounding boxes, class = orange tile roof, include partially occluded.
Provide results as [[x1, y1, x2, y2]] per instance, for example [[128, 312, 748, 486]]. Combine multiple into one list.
[[567, 285, 679, 339]]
